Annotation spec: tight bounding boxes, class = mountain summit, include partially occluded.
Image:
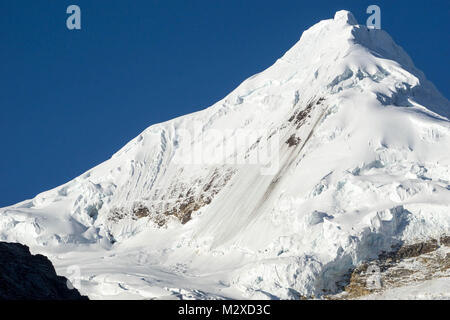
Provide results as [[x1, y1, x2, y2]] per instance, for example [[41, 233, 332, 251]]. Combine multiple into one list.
[[1, 11, 449, 299]]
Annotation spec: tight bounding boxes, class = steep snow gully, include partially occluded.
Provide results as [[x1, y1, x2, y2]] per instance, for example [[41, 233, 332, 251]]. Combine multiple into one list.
[[1, 11, 449, 299]]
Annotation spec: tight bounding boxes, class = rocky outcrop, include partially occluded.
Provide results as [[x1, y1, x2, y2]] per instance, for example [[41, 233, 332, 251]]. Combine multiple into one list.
[[109, 168, 235, 227], [0, 242, 88, 300], [333, 237, 450, 299]]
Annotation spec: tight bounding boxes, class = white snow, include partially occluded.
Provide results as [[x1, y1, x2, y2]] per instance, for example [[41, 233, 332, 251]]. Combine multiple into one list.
[[361, 278, 450, 300], [1, 10, 449, 299]]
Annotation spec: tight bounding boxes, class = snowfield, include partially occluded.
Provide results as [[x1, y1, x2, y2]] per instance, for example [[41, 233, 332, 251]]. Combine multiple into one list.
[[1, 10, 449, 299]]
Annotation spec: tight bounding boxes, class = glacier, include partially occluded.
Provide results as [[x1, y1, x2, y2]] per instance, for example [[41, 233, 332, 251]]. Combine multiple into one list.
[[1, 10, 449, 299]]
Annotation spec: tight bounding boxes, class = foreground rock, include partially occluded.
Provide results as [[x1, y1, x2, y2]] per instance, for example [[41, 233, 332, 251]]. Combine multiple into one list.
[[0, 242, 88, 300]]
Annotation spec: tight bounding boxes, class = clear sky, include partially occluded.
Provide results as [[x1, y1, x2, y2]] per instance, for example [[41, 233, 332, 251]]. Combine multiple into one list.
[[0, 0, 449, 206]]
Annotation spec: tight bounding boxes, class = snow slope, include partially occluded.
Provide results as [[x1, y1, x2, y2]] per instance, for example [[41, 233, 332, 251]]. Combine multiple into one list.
[[1, 10, 449, 299], [361, 277, 450, 300]]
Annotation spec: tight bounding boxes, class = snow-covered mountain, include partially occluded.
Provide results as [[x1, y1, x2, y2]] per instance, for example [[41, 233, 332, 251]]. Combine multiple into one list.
[[1, 10, 449, 299]]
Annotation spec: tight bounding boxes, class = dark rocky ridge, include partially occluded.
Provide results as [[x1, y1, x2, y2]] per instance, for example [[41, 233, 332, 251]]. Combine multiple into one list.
[[0, 242, 88, 300], [336, 236, 450, 299]]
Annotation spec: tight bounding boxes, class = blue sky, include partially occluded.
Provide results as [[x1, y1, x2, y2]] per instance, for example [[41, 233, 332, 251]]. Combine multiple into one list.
[[0, 0, 449, 206]]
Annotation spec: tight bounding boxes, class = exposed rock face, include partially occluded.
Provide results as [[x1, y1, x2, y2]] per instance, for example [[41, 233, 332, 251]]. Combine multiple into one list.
[[335, 237, 450, 299], [286, 134, 301, 147], [389, 239, 439, 260], [108, 168, 235, 227], [0, 242, 88, 300]]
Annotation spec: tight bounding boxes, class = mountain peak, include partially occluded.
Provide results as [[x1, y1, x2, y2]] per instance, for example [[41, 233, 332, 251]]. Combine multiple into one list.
[[334, 10, 358, 26], [1, 10, 449, 300]]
